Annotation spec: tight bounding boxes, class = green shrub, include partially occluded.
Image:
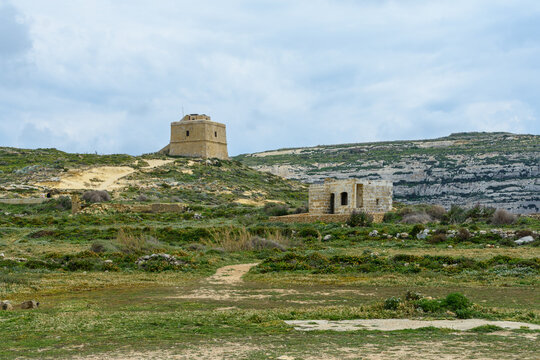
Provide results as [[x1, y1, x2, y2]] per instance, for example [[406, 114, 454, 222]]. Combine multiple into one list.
[[416, 298, 442, 312], [347, 210, 373, 227], [383, 296, 401, 310], [410, 224, 425, 237], [263, 203, 289, 216], [455, 309, 474, 319], [383, 211, 400, 223], [405, 290, 423, 301], [427, 233, 447, 244], [445, 205, 467, 224], [443, 292, 471, 311], [297, 228, 320, 239]]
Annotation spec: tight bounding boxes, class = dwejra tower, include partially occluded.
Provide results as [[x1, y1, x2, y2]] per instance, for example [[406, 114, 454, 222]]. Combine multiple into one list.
[[160, 114, 229, 159]]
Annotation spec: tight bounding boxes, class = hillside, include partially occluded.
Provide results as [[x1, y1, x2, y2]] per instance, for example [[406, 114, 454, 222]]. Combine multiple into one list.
[[235, 132, 539, 214], [0, 147, 307, 208]]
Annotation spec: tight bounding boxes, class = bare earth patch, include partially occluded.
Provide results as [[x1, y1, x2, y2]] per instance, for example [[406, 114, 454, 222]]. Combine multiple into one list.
[[36, 160, 174, 191], [207, 263, 259, 285], [285, 319, 540, 331]]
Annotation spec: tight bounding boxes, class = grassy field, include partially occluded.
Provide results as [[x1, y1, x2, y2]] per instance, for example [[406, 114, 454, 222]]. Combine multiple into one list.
[[0, 150, 539, 359]]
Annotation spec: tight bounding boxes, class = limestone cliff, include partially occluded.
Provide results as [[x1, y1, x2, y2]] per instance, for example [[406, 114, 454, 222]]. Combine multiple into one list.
[[235, 132, 539, 214]]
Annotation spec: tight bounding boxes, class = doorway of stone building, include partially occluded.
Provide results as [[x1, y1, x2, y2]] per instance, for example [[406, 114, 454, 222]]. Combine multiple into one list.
[[330, 193, 335, 214]]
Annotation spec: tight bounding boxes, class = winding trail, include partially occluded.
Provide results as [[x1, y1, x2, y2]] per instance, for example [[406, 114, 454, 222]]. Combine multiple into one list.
[[207, 263, 259, 285], [286, 319, 540, 332]]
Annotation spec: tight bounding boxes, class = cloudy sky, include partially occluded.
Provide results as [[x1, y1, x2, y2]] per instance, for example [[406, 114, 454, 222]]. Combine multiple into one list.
[[0, 0, 539, 156]]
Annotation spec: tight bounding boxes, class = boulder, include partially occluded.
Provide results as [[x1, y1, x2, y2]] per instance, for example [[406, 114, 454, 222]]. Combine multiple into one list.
[[515, 236, 534, 245], [323, 234, 332, 241], [20, 300, 39, 309], [1, 300, 13, 311]]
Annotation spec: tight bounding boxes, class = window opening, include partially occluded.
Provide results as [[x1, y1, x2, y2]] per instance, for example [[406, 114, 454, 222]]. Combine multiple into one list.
[[341, 192, 348, 206]]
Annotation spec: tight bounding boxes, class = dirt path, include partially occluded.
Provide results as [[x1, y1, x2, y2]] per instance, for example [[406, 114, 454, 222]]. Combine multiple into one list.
[[207, 263, 259, 285], [37, 159, 174, 191], [285, 319, 540, 332]]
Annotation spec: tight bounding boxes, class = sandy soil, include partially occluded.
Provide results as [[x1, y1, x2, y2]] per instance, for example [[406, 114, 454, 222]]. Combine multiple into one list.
[[285, 319, 540, 332], [37, 159, 173, 191], [234, 198, 284, 206]]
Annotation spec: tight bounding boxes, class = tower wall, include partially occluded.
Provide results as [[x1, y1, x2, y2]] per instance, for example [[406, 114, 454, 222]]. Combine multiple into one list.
[[167, 115, 229, 159]]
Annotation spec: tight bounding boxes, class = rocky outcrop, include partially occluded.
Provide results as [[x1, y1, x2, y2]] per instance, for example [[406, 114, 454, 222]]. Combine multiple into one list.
[[236, 133, 539, 214]]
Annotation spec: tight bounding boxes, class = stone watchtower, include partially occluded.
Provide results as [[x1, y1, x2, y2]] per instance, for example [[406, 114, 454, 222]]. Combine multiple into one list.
[[160, 114, 229, 159]]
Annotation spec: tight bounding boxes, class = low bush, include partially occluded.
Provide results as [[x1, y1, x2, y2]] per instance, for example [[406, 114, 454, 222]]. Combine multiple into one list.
[[383, 296, 401, 310], [383, 211, 400, 223], [115, 229, 166, 254], [82, 190, 111, 203], [263, 203, 289, 217], [457, 228, 471, 242], [416, 298, 443, 312], [297, 228, 320, 239], [347, 210, 373, 227], [469, 325, 504, 333], [444, 205, 467, 224], [491, 209, 517, 225], [427, 233, 447, 244], [401, 212, 432, 224], [410, 224, 425, 237], [427, 205, 446, 220], [443, 292, 471, 311]]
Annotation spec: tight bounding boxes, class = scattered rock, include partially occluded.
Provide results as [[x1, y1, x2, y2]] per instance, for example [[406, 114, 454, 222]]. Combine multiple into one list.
[[416, 229, 430, 240], [369, 230, 378, 237], [136, 253, 186, 267], [515, 236, 534, 245], [20, 300, 39, 309], [1, 300, 13, 311]]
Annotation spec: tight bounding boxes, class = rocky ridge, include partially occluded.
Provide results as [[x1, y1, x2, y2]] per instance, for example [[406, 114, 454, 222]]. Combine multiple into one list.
[[235, 132, 539, 214]]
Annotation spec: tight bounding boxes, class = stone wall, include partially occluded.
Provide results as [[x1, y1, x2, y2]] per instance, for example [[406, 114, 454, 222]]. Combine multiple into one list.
[[269, 212, 385, 224], [0, 198, 47, 205], [360, 182, 393, 213]]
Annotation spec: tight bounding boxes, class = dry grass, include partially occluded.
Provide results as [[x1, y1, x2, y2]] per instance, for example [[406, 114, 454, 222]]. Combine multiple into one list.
[[115, 228, 165, 254], [204, 227, 290, 252], [492, 209, 517, 225]]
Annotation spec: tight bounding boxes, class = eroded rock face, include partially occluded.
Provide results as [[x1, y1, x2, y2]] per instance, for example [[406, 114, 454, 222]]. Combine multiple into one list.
[[238, 133, 539, 214]]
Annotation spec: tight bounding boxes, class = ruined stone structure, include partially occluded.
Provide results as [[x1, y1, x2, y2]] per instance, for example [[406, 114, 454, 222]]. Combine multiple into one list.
[[160, 114, 228, 159], [309, 178, 393, 215], [269, 179, 392, 224]]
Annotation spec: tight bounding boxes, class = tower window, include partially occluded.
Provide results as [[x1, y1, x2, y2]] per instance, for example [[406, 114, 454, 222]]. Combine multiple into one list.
[[186, 130, 190, 137], [215, 131, 217, 137]]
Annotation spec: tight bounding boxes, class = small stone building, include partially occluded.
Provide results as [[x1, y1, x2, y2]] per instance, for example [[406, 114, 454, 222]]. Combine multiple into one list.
[[160, 114, 229, 159], [309, 178, 392, 215]]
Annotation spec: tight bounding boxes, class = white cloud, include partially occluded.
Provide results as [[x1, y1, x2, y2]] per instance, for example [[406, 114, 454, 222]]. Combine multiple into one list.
[[0, 0, 538, 155]]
